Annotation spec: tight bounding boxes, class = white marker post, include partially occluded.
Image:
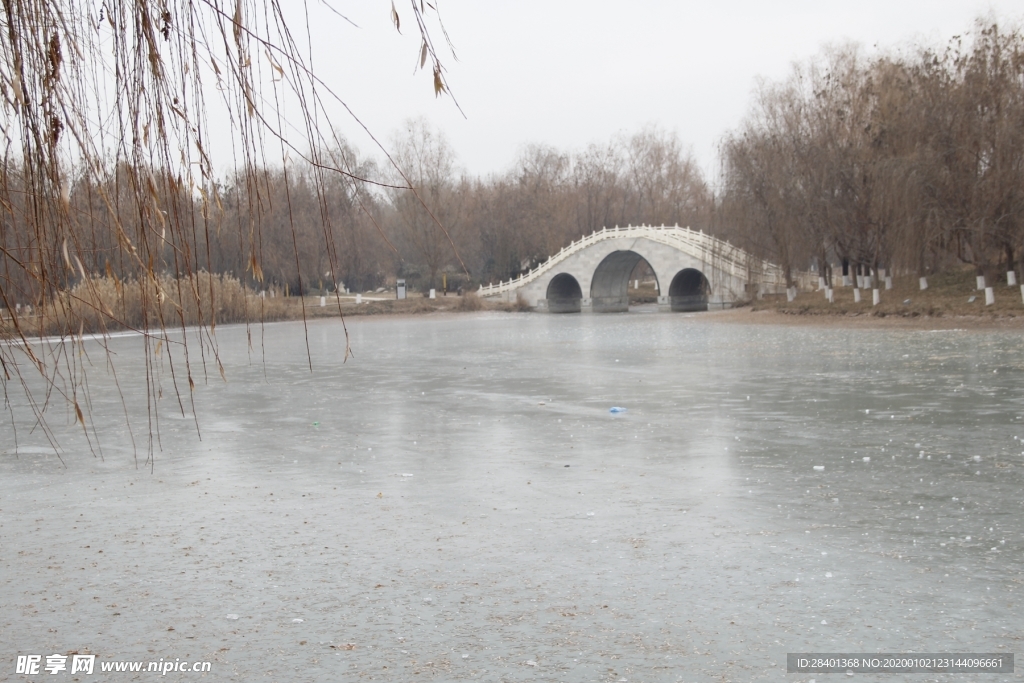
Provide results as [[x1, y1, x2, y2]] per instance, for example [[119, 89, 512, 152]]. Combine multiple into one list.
[[885, 276, 893, 290], [919, 277, 928, 290], [977, 275, 986, 290], [985, 287, 995, 306], [429, 288, 436, 299], [872, 289, 880, 306], [356, 293, 362, 304], [853, 288, 861, 303], [1008, 271, 1018, 286], [320, 296, 325, 307]]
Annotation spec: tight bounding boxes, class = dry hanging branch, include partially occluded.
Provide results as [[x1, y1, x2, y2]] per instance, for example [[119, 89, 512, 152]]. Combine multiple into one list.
[[0, 0, 459, 468]]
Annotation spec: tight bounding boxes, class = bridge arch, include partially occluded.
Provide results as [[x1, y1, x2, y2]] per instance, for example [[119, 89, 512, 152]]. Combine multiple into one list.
[[545, 273, 583, 313], [668, 268, 710, 311], [590, 250, 660, 313], [477, 226, 782, 311]]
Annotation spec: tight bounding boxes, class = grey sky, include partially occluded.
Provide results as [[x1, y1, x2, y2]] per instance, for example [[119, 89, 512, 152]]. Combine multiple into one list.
[[282, 1, 1022, 181]]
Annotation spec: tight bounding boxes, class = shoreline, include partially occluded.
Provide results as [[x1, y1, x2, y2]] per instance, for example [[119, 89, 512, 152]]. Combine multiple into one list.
[[6, 291, 1024, 341], [702, 305, 1024, 330], [283, 300, 1024, 333]]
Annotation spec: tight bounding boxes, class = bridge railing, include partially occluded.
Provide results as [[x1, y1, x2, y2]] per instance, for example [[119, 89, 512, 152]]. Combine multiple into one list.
[[477, 225, 788, 297]]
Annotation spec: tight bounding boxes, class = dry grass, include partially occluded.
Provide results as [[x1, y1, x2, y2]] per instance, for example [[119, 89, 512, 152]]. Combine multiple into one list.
[[0, 273, 290, 339], [456, 291, 485, 311], [493, 295, 534, 313], [752, 267, 1024, 319]]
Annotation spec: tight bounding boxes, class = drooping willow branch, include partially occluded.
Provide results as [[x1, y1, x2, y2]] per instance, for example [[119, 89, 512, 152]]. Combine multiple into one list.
[[0, 0, 459, 467]]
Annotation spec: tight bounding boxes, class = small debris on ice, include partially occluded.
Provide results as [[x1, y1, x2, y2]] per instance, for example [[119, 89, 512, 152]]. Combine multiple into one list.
[[609, 407, 626, 413], [813, 466, 825, 471], [862, 457, 870, 462], [821, 619, 827, 625], [526, 660, 537, 667], [423, 597, 433, 603], [973, 455, 982, 462], [462, 654, 469, 659], [825, 572, 832, 578], [226, 614, 239, 620]]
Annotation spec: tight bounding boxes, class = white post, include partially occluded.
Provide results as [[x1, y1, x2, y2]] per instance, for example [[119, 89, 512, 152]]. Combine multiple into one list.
[[919, 277, 928, 290], [818, 277, 826, 290], [319, 296, 326, 307], [634, 279, 639, 289], [786, 288, 795, 302], [853, 288, 861, 303], [872, 289, 880, 306], [1008, 271, 1018, 286], [985, 287, 995, 306], [429, 288, 436, 299], [356, 293, 362, 304], [824, 286, 830, 300], [885, 276, 893, 290], [827, 288, 834, 303], [977, 275, 986, 290]]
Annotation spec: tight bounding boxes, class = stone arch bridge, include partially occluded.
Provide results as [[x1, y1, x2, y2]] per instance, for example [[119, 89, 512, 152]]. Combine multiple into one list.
[[478, 225, 787, 313]]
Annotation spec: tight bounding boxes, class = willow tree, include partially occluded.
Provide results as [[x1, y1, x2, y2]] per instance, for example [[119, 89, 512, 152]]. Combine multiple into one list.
[[0, 1, 455, 464]]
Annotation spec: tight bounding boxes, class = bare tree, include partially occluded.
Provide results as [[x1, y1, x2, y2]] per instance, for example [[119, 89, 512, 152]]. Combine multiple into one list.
[[388, 119, 465, 291]]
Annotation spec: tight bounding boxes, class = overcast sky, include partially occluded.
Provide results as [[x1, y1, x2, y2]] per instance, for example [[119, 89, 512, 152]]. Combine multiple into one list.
[[273, 1, 1023, 182]]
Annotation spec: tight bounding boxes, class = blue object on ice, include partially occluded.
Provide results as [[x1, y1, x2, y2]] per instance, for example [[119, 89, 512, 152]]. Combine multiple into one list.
[[609, 406, 626, 413]]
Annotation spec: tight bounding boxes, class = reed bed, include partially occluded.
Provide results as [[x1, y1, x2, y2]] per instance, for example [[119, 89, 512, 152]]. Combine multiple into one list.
[[1, 273, 288, 339]]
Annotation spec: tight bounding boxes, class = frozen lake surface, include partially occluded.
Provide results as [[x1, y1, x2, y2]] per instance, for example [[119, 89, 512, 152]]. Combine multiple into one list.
[[2, 311, 1023, 681]]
